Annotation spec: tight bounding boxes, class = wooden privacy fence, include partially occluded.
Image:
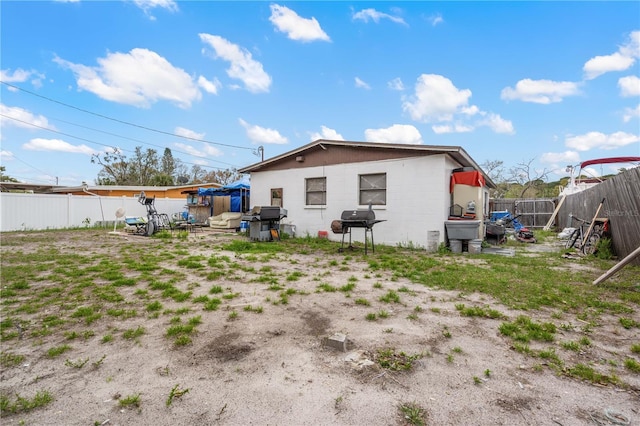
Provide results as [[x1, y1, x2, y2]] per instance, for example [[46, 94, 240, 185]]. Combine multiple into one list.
[[489, 198, 556, 228], [556, 167, 640, 265]]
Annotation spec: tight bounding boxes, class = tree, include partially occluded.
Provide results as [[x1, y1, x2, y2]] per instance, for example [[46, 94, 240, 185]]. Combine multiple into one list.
[[202, 168, 242, 185], [0, 166, 19, 183], [506, 158, 551, 198], [161, 148, 176, 184], [130, 147, 160, 186], [480, 160, 508, 198], [174, 159, 190, 185], [93, 146, 161, 185], [92, 149, 134, 185], [188, 165, 206, 184]]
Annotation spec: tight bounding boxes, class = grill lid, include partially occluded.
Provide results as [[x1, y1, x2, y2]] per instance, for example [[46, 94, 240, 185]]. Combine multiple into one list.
[[245, 206, 287, 220], [341, 208, 375, 221]]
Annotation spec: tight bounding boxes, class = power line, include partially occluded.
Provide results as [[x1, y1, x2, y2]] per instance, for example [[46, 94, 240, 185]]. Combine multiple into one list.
[[0, 114, 236, 171], [1, 81, 254, 151], [7, 154, 57, 183], [45, 115, 240, 168]]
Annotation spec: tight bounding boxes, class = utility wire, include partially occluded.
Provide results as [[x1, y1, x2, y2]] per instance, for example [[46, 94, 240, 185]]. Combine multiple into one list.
[[46, 114, 240, 168], [1, 81, 254, 151], [7, 154, 57, 183], [0, 114, 234, 171]]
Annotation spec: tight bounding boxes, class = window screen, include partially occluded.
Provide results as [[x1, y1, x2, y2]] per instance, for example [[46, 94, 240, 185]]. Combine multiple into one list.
[[306, 177, 326, 205], [359, 173, 386, 205]]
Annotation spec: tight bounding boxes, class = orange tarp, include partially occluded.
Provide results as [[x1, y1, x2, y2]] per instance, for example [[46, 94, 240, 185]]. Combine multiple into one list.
[[450, 171, 485, 193]]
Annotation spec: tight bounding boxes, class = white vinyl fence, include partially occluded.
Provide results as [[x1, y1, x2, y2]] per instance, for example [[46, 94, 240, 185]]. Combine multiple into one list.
[[0, 193, 187, 232]]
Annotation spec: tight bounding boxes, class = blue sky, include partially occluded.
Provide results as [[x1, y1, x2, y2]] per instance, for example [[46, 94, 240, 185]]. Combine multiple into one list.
[[1, 1, 639, 186]]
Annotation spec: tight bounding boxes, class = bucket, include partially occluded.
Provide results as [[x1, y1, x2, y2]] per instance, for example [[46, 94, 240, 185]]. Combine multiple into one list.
[[318, 230, 329, 239], [468, 239, 482, 254], [426, 230, 440, 252], [449, 239, 462, 253]]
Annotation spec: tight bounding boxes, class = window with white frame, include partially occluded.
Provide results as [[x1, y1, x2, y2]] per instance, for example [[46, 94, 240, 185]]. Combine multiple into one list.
[[359, 173, 386, 205], [305, 177, 326, 205]]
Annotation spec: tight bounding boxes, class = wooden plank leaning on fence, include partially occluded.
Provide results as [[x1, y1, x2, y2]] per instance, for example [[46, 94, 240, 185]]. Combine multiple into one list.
[[543, 194, 566, 231], [593, 245, 640, 285]]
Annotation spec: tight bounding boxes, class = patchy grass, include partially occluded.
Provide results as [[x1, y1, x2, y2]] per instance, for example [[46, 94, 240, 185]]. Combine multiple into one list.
[[0, 351, 25, 368], [47, 344, 72, 358], [119, 393, 141, 409], [0, 390, 53, 415], [1, 229, 639, 418], [398, 401, 428, 426], [499, 316, 556, 343], [374, 348, 423, 371]]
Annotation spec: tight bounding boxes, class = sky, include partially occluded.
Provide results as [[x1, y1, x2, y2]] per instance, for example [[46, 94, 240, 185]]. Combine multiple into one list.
[[1, 0, 639, 187]]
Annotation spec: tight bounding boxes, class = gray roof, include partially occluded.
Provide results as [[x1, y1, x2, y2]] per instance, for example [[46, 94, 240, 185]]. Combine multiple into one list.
[[239, 139, 496, 188]]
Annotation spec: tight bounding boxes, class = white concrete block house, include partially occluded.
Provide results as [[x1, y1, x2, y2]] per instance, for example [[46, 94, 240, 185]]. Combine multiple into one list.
[[238, 140, 495, 249]]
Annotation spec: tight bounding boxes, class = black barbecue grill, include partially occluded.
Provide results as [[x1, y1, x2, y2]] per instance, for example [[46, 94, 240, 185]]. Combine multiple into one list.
[[241, 206, 288, 241], [333, 206, 385, 254]]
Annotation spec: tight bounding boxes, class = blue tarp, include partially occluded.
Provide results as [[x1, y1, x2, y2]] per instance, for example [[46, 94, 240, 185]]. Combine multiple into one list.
[[197, 180, 250, 212]]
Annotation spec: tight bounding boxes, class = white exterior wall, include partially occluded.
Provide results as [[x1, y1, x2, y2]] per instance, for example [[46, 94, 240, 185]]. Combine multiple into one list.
[[0, 193, 186, 232], [249, 155, 457, 248]]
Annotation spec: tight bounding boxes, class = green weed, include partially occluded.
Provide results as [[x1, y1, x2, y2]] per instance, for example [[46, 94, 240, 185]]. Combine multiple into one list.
[[47, 345, 72, 358], [0, 390, 53, 414], [119, 393, 141, 408], [398, 401, 427, 426], [122, 326, 145, 340], [0, 351, 25, 368], [166, 384, 189, 406], [375, 348, 423, 371], [379, 290, 400, 303], [624, 358, 640, 373]]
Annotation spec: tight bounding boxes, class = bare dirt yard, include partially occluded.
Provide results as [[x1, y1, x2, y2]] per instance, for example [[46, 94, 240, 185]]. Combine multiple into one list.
[[1, 229, 639, 426]]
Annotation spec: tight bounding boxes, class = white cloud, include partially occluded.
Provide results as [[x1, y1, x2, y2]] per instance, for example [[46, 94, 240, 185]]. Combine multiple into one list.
[[461, 105, 480, 116], [352, 8, 407, 26], [0, 104, 53, 130], [364, 124, 422, 144], [200, 34, 272, 94], [432, 123, 473, 134], [0, 150, 14, 160], [583, 53, 635, 80], [133, 0, 178, 20], [477, 113, 514, 134], [623, 104, 640, 122], [238, 118, 287, 145], [54, 48, 201, 108], [402, 74, 472, 122], [355, 77, 371, 90], [540, 151, 580, 165], [500, 79, 581, 104], [618, 75, 640, 97], [619, 30, 640, 57], [402, 74, 512, 135], [387, 77, 404, 91], [198, 75, 221, 95], [174, 127, 205, 140], [583, 30, 639, 80], [426, 13, 444, 26], [565, 131, 640, 151], [269, 4, 330, 42], [173, 142, 223, 158], [309, 126, 344, 141], [0, 68, 45, 90], [0, 68, 31, 82], [22, 138, 97, 155]]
